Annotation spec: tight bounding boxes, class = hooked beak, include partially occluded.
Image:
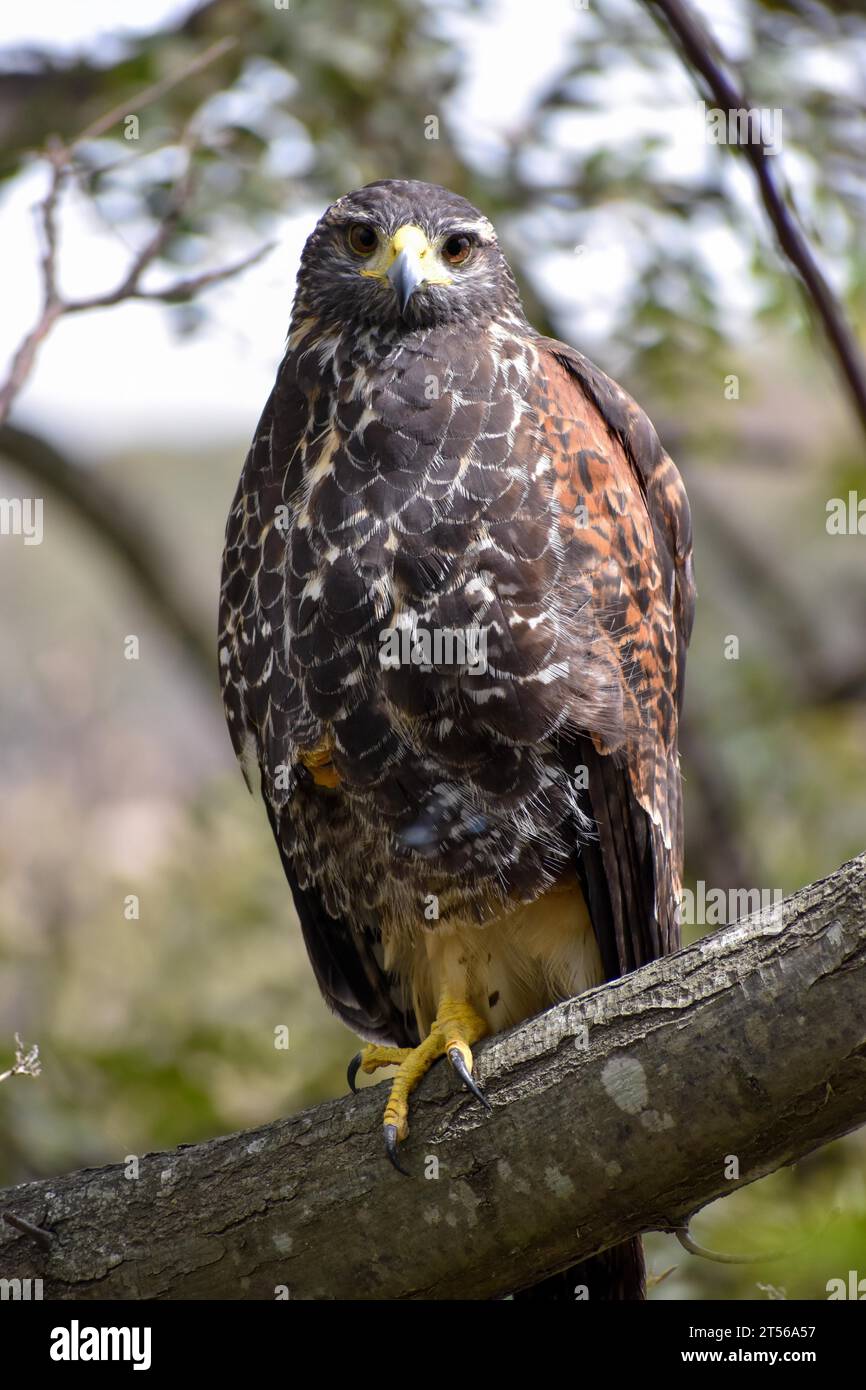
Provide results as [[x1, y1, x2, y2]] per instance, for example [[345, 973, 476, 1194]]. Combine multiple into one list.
[[386, 248, 425, 316], [359, 224, 451, 316]]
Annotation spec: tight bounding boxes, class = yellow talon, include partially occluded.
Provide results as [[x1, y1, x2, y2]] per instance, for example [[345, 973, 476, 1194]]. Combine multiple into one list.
[[356, 997, 490, 1164]]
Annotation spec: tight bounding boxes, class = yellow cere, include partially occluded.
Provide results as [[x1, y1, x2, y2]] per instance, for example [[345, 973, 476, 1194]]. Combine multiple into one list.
[[360, 222, 453, 286]]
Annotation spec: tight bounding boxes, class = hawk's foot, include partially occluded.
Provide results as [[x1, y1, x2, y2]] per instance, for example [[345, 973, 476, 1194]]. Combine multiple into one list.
[[350, 997, 491, 1174]]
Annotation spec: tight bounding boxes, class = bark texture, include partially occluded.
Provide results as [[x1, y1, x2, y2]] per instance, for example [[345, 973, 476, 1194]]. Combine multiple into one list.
[[1, 855, 864, 1300]]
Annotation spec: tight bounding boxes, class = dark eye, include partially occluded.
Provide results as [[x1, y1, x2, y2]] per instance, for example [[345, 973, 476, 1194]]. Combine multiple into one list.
[[442, 233, 474, 266], [347, 222, 378, 256]]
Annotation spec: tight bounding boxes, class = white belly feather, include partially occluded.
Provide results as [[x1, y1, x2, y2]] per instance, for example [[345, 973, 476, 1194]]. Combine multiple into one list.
[[383, 879, 604, 1038]]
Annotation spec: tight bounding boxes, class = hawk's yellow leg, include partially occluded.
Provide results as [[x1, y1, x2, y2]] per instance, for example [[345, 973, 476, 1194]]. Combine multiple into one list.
[[347, 996, 491, 1173]]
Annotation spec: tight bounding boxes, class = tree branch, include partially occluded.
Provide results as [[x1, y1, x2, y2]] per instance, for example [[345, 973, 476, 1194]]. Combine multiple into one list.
[[644, 0, 866, 440], [1, 855, 863, 1300], [0, 423, 214, 685]]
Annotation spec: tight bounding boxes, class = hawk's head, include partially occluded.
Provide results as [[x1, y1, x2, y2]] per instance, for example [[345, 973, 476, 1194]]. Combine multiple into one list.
[[293, 180, 524, 333]]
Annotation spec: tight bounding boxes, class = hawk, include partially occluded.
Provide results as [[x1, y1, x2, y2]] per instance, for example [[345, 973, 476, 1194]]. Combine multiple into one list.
[[219, 180, 694, 1300]]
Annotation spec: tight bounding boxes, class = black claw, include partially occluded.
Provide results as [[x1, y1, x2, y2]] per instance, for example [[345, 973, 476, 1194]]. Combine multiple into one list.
[[384, 1124, 411, 1176], [448, 1046, 493, 1111], [347, 1052, 363, 1094]]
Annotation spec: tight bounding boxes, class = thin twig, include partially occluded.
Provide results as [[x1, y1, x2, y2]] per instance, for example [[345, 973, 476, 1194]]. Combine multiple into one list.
[[69, 36, 237, 150], [0, 1034, 42, 1084], [3, 1211, 53, 1252], [645, 0, 866, 439], [0, 299, 64, 425], [675, 1223, 789, 1265], [0, 150, 67, 423], [39, 141, 66, 303], [0, 37, 269, 427], [65, 241, 275, 314]]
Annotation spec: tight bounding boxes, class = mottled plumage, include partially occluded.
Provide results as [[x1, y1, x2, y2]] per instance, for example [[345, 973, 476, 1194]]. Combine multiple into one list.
[[219, 180, 695, 1300]]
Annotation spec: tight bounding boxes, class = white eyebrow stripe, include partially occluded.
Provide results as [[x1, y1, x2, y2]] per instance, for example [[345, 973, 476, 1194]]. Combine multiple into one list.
[[439, 219, 495, 239]]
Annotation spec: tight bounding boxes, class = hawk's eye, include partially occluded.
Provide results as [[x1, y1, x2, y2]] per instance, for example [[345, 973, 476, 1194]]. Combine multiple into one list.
[[347, 222, 378, 256], [442, 233, 473, 266]]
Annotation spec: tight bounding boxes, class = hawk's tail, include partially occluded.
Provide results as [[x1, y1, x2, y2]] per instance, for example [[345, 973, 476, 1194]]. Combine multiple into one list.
[[511, 1237, 646, 1301]]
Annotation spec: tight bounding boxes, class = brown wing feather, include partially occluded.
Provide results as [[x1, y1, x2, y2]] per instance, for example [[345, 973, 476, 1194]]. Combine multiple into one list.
[[531, 338, 695, 975]]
